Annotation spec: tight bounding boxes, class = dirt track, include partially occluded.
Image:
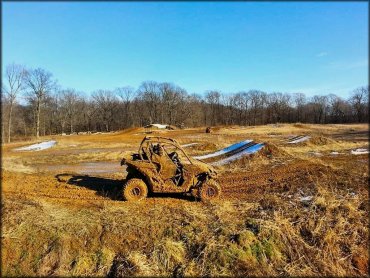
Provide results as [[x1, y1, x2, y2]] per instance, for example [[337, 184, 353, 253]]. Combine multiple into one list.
[[3, 156, 364, 204], [1, 123, 369, 276]]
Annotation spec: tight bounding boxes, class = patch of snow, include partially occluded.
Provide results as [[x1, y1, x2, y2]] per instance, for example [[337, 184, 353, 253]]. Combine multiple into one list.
[[14, 140, 57, 151], [145, 124, 168, 129], [299, 196, 313, 202], [193, 140, 253, 160], [287, 136, 310, 144], [330, 151, 339, 155], [181, 143, 199, 148], [350, 148, 369, 155], [308, 151, 322, 157]]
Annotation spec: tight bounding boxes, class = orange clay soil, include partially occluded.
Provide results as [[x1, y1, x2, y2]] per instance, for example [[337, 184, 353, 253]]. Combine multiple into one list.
[[1, 123, 368, 276]]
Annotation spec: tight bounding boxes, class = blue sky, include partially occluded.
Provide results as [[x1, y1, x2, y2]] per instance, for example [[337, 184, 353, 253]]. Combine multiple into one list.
[[3, 2, 368, 98]]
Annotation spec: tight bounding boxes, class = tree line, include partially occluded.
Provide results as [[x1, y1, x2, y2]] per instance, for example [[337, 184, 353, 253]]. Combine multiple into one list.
[[1, 63, 369, 143]]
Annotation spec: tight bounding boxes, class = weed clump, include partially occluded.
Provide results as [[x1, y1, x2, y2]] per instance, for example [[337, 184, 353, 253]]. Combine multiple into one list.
[[152, 239, 186, 273], [108, 252, 151, 277]]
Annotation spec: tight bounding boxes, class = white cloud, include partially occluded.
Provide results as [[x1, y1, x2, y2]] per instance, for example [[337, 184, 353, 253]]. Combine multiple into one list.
[[316, 52, 328, 57]]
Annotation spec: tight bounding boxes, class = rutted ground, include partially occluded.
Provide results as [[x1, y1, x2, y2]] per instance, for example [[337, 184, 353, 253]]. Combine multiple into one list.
[[1, 123, 368, 276]]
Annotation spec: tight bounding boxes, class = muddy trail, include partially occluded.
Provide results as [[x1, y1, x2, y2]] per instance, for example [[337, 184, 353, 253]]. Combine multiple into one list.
[[2, 154, 368, 276], [2, 129, 368, 204], [38, 161, 125, 175], [3, 156, 367, 204], [2, 124, 369, 277]]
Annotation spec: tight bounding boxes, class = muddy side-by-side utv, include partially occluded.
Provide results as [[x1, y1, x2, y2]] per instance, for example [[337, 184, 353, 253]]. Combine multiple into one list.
[[120, 136, 221, 201]]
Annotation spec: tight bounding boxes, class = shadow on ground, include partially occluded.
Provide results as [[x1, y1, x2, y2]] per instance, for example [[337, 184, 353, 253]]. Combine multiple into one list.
[[55, 173, 196, 201], [56, 173, 124, 200]]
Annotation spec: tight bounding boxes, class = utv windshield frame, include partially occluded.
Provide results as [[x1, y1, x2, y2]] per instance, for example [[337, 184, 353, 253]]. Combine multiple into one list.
[[138, 136, 194, 165]]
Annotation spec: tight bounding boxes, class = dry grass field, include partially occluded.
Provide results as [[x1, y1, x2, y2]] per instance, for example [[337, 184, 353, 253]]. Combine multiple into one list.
[[1, 123, 369, 277]]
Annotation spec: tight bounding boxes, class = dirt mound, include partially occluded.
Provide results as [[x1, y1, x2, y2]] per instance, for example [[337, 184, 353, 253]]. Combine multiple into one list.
[[115, 127, 143, 135], [309, 136, 335, 146], [293, 123, 306, 128], [2, 124, 369, 277], [191, 142, 218, 152], [261, 143, 290, 158], [216, 143, 289, 169]]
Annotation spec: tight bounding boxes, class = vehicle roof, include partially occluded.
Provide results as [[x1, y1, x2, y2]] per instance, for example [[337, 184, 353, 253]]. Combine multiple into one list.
[[142, 136, 179, 144]]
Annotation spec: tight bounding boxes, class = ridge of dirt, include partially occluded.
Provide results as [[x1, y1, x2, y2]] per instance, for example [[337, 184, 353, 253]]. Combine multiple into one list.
[[2, 123, 368, 277]]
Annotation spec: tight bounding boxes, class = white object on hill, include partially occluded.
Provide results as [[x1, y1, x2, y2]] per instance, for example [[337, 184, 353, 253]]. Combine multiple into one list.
[[350, 148, 369, 155], [193, 140, 253, 160], [144, 124, 168, 129], [308, 151, 322, 157], [14, 140, 57, 151], [299, 196, 313, 203], [211, 143, 264, 166], [181, 143, 199, 148], [287, 136, 310, 144]]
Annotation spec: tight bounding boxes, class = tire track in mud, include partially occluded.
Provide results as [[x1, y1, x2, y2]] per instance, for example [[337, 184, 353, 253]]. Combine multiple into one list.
[[4, 190, 110, 201], [2, 159, 343, 204], [2, 170, 124, 203], [218, 160, 331, 200]]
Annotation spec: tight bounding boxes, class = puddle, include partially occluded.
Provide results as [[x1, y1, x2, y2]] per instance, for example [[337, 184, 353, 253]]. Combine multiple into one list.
[[42, 147, 133, 156], [38, 161, 125, 175]]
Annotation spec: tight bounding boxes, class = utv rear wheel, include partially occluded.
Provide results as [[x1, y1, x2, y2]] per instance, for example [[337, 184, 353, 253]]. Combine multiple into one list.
[[199, 180, 221, 201], [122, 179, 148, 201]]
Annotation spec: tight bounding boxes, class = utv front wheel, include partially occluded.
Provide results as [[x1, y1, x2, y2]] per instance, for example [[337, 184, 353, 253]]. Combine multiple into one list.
[[199, 180, 221, 201], [122, 179, 148, 201]]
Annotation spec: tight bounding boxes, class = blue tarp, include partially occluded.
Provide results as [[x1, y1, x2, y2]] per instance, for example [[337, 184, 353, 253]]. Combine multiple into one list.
[[211, 143, 265, 166], [193, 140, 253, 160]]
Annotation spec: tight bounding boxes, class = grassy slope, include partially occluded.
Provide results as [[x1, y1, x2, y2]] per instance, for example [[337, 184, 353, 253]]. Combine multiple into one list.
[[1, 124, 369, 276]]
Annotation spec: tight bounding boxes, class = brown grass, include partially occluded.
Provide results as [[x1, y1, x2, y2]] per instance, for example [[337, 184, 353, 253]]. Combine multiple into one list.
[[1, 123, 368, 276]]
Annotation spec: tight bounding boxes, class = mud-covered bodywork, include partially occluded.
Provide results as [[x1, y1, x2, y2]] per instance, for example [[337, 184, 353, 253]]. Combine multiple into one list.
[[121, 136, 220, 200]]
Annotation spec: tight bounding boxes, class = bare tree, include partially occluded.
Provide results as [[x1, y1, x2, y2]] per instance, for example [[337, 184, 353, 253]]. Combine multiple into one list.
[[230, 92, 245, 125], [293, 93, 306, 122], [205, 91, 221, 125], [248, 90, 266, 125], [24, 68, 56, 138], [159, 83, 187, 125], [186, 93, 204, 127], [349, 86, 369, 122], [266, 92, 292, 123], [2, 64, 26, 142], [311, 95, 328, 124], [60, 89, 80, 133], [3, 62, 369, 139], [137, 81, 161, 124], [116, 86, 135, 128], [81, 98, 97, 133], [92, 90, 119, 132]]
